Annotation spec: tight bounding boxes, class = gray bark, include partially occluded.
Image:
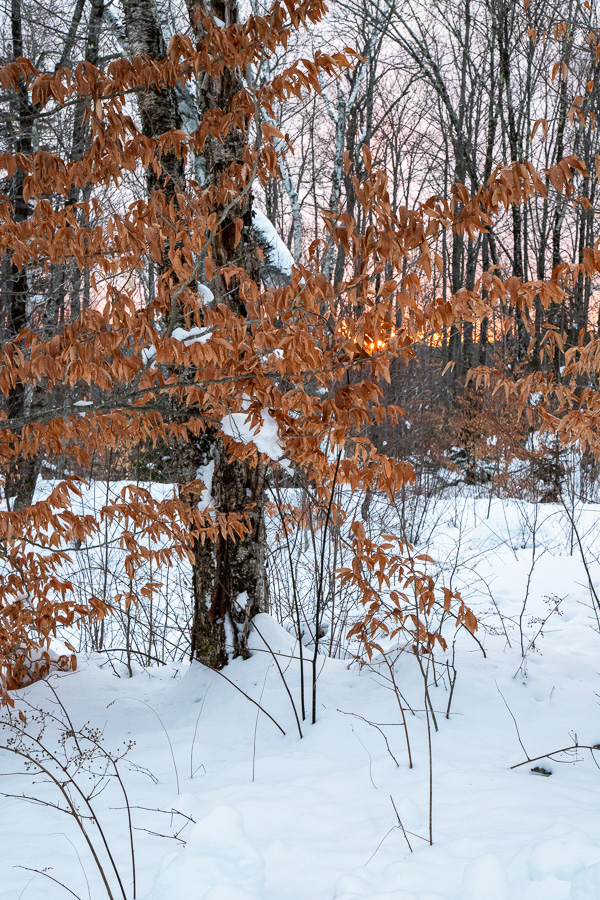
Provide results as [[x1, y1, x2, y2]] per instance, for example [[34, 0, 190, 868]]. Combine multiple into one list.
[[185, 0, 269, 668]]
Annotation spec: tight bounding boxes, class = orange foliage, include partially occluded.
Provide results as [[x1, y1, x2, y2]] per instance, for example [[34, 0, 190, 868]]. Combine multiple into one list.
[[3, 0, 597, 703]]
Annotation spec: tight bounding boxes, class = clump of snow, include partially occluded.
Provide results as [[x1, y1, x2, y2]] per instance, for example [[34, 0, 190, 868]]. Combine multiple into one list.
[[252, 208, 293, 278], [247, 612, 297, 656], [198, 284, 214, 304], [141, 344, 157, 365], [8, 639, 74, 688], [221, 406, 291, 471], [171, 326, 211, 346], [196, 459, 215, 511], [140, 323, 210, 365]]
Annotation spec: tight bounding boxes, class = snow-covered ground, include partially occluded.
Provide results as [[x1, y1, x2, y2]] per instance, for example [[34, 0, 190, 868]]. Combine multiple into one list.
[[2, 492, 600, 899]]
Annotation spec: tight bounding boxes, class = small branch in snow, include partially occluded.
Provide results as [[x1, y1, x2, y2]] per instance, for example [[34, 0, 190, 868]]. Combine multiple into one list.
[[495, 681, 529, 761], [336, 709, 399, 767], [510, 742, 600, 770], [202, 665, 286, 736]]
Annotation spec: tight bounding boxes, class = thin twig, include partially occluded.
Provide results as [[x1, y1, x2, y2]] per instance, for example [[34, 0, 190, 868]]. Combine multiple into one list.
[[337, 709, 399, 767], [510, 743, 598, 769], [252, 665, 271, 782], [15, 866, 84, 900], [390, 795, 412, 852], [190, 683, 212, 779], [495, 681, 529, 760], [108, 697, 180, 795], [204, 666, 285, 736]]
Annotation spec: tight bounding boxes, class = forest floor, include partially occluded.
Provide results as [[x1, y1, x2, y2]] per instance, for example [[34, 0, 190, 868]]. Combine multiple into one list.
[[2, 493, 600, 899]]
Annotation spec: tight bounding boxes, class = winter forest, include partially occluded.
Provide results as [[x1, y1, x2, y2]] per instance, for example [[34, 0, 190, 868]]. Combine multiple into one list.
[[3, 0, 600, 896]]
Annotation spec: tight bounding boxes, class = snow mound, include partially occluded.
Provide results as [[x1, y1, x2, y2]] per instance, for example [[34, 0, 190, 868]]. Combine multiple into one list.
[[248, 613, 297, 655], [147, 805, 265, 899], [571, 862, 600, 900], [334, 875, 422, 899], [335, 880, 417, 900], [528, 831, 600, 882], [202, 888, 262, 900], [460, 854, 509, 900]]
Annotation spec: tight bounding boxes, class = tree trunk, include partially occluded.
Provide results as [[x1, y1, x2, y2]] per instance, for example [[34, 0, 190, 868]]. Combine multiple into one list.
[[3, 0, 38, 510], [186, 0, 269, 667], [67, 0, 106, 321], [121, 0, 269, 667]]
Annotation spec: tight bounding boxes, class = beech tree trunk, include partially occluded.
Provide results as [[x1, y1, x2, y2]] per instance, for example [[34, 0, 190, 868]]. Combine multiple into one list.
[[66, 0, 106, 320], [186, 0, 268, 668], [121, 0, 268, 669]]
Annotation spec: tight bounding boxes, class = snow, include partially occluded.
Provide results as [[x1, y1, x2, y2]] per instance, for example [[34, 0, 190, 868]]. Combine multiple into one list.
[[527, 833, 600, 882], [197, 458, 215, 511], [252, 208, 294, 278], [3, 491, 600, 899], [150, 806, 266, 898], [140, 323, 211, 366], [140, 286, 212, 366], [221, 406, 291, 471], [460, 855, 509, 900], [171, 325, 211, 345], [142, 344, 158, 364], [198, 284, 215, 304], [571, 863, 600, 900]]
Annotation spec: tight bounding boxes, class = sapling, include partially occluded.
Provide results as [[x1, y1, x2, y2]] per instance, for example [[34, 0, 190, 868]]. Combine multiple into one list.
[[0, 692, 138, 899]]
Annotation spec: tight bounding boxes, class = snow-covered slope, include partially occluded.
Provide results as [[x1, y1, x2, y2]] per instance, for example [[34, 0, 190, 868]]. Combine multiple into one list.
[[2, 496, 600, 900]]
